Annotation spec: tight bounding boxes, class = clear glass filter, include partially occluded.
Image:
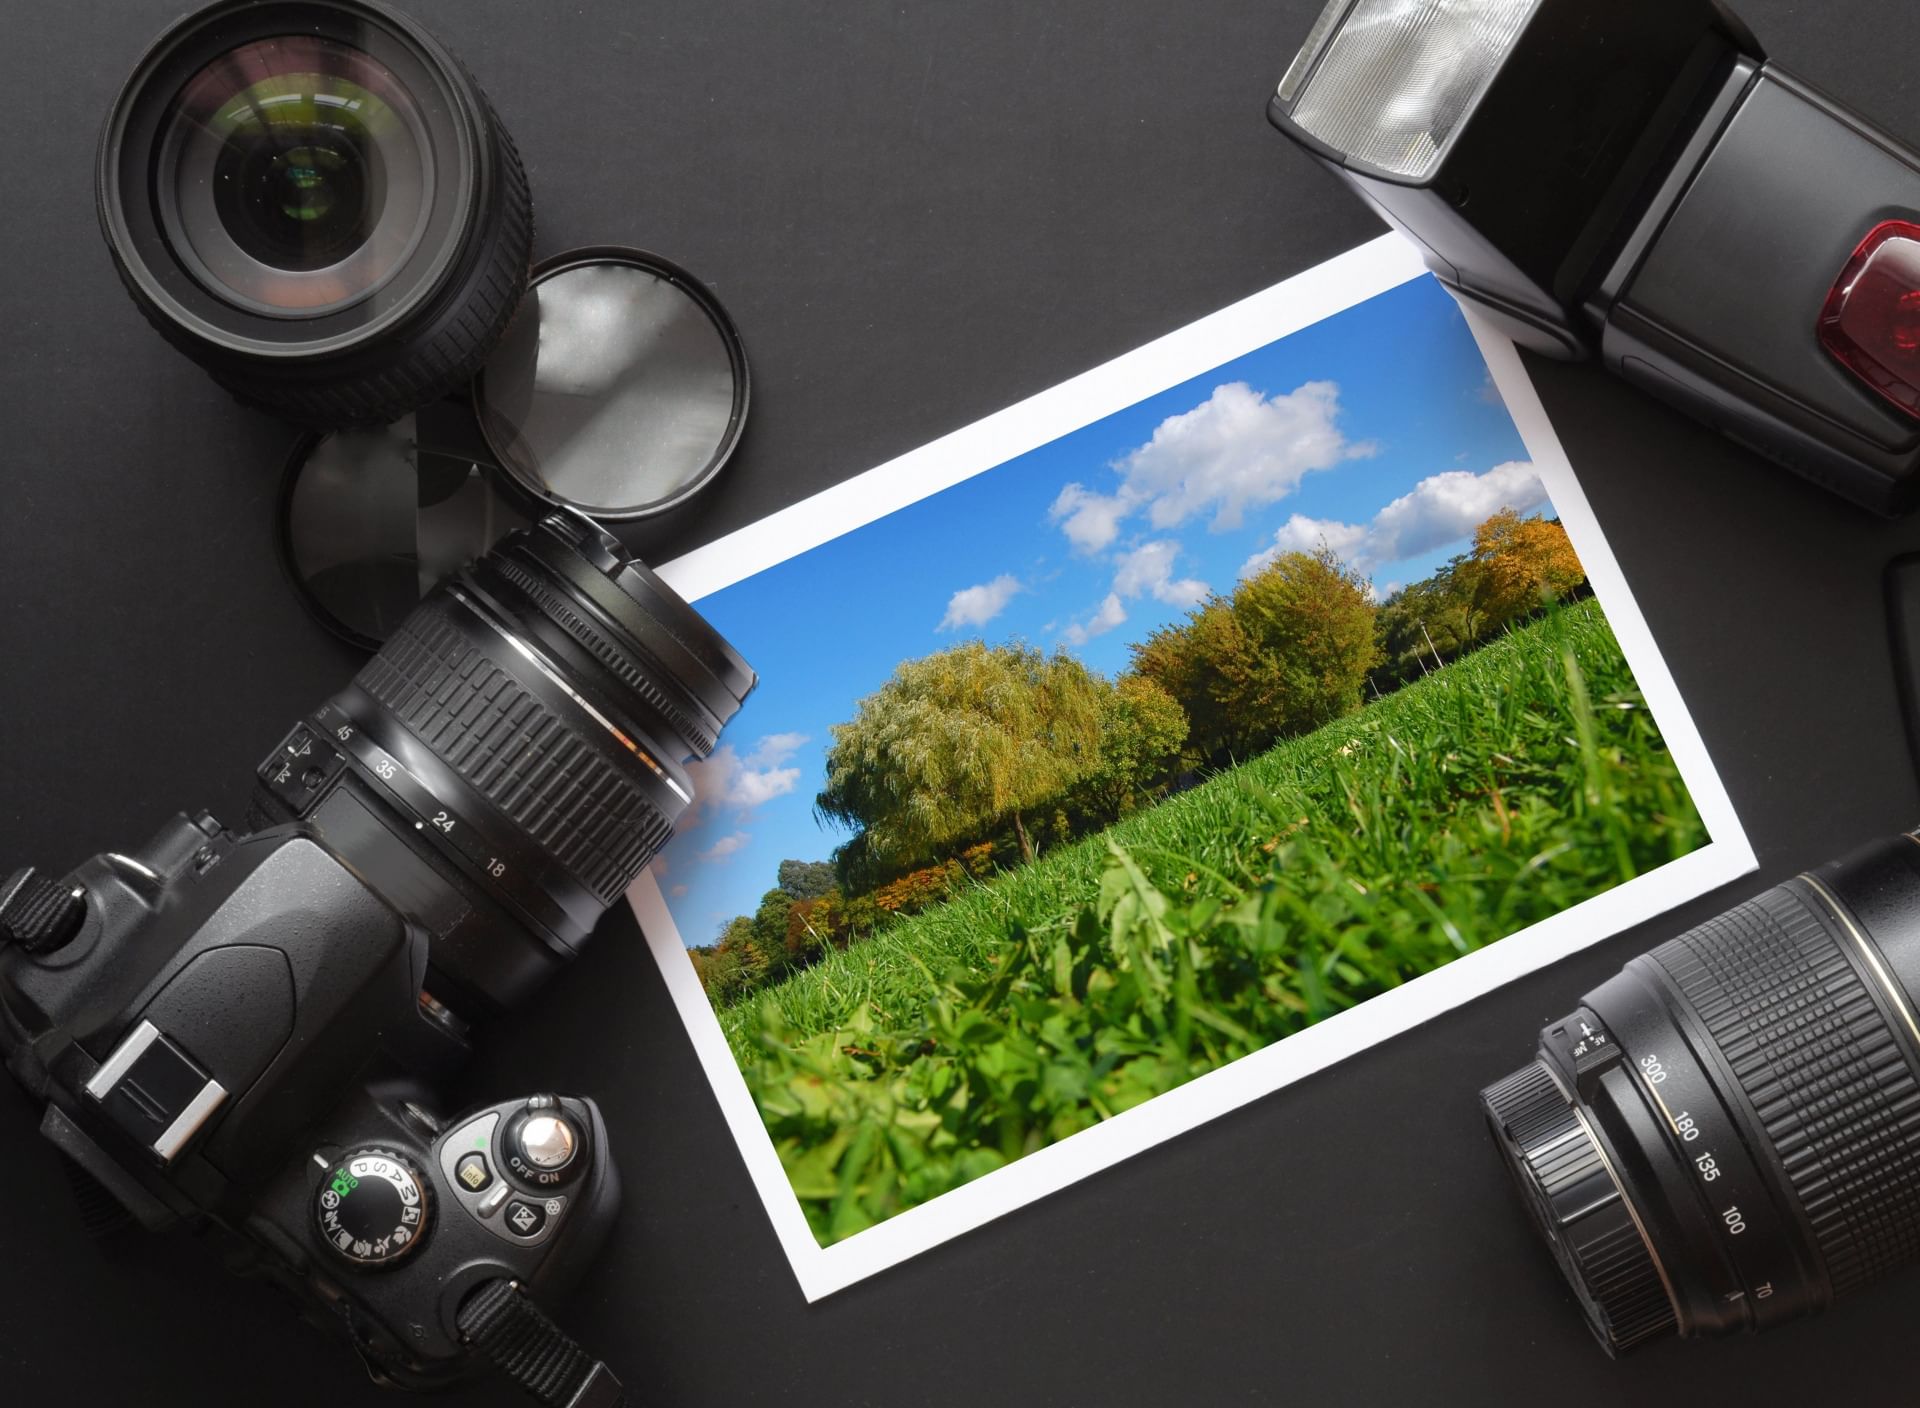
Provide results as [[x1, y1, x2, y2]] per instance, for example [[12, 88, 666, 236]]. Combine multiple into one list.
[[475, 248, 750, 520], [1283, 0, 1540, 180], [280, 404, 530, 647]]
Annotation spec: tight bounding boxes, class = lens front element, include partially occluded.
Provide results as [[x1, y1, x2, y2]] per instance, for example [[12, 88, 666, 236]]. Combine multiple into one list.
[[100, 0, 533, 427], [157, 34, 433, 317]]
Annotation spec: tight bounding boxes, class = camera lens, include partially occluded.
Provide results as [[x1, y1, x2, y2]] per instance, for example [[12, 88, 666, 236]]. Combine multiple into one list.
[[1483, 835, 1920, 1353], [159, 34, 429, 311], [99, 0, 531, 427], [293, 513, 754, 1012]]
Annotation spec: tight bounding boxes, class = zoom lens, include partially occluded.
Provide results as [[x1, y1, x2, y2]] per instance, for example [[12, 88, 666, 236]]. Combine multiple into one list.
[[257, 513, 754, 1013], [1483, 835, 1920, 1353], [100, 0, 531, 427]]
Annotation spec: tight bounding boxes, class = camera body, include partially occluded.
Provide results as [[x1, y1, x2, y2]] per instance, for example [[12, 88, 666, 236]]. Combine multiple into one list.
[[1, 514, 754, 1398], [0, 804, 618, 1390]]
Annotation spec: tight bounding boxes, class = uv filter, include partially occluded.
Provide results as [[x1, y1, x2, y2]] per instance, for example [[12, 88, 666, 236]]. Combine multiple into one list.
[[474, 247, 749, 519], [279, 401, 530, 648]]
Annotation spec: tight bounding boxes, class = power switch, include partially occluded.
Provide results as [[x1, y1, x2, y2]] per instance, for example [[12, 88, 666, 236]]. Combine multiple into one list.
[[502, 1094, 587, 1188]]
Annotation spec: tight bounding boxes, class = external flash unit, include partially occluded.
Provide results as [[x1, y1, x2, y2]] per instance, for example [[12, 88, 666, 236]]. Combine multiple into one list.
[[1268, 0, 1920, 514]]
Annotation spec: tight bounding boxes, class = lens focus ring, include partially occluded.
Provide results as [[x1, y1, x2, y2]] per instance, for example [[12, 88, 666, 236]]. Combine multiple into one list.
[[355, 598, 673, 907], [1651, 884, 1920, 1297], [485, 553, 719, 756]]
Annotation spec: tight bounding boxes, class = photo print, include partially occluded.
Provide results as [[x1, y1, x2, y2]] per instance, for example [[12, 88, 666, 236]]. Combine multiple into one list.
[[629, 235, 1756, 1299]]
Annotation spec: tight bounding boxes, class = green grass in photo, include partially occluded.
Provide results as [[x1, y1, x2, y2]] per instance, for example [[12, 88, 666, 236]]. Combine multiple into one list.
[[719, 601, 1704, 1245]]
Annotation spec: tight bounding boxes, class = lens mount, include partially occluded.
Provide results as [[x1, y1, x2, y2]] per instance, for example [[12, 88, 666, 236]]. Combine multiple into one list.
[[1485, 1060, 1678, 1353], [99, 0, 532, 426]]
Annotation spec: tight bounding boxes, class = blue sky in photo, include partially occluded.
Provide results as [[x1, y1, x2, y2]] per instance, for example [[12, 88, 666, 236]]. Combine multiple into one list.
[[656, 274, 1556, 944]]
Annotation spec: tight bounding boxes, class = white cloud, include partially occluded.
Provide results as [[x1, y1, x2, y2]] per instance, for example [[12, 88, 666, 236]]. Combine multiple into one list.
[[744, 732, 807, 770], [1062, 592, 1128, 646], [1111, 539, 1208, 608], [938, 574, 1023, 632], [1115, 381, 1374, 533], [1240, 515, 1372, 579], [697, 831, 750, 862], [1240, 460, 1546, 578], [683, 732, 810, 827], [1368, 460, 1546, 563], [730, 763, 802, 810], [1049, 484, 1132, 555], [669, 883, 689, 897], [1048, 380, 1373, 553]]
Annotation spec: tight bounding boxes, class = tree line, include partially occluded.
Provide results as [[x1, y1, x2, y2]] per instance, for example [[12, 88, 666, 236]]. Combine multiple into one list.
[[689, 508, 1585, 1003]]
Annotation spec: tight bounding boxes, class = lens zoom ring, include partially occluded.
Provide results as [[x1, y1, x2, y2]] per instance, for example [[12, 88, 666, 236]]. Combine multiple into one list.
[[1653, 887, 1920, 1297], [356, 603, 673, 906], [487, 555, 719, 756]]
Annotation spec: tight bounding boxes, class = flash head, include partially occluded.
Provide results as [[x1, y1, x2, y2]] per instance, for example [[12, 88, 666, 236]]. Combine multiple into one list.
[[1271, 0, 1761, 358], [1269, 0, 1920, 515]]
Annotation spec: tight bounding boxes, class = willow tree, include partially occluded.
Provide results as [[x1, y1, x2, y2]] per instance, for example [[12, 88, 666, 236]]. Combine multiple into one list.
[[816, 641, 1102, 866]]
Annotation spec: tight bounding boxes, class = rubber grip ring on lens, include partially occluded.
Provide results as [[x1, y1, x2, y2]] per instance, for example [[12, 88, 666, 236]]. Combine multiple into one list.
[[354, 598, 675, 907], [1652, 883, 1920, 1298]]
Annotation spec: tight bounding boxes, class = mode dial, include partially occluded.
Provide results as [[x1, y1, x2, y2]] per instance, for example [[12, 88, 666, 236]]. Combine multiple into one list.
[[314, 1148, 431, 1268]]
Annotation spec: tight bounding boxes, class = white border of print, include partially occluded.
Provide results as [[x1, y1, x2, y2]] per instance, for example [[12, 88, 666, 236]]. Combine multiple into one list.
[[626, 232, 1758, 1302]]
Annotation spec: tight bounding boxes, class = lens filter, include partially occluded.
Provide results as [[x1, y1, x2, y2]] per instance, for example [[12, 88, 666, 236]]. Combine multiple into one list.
[[279, 246, 748, 646], [475, 247, 750, 519], [280, 401, 530, 648]]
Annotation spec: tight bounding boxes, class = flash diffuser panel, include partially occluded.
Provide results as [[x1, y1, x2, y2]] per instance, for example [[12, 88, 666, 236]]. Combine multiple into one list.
[[1284, 0, 1539, 181]]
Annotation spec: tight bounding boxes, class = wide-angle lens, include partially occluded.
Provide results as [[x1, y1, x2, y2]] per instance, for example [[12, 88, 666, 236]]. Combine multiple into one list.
[[100, 0, 532, 427], [1483, 834, 1920, 1353]]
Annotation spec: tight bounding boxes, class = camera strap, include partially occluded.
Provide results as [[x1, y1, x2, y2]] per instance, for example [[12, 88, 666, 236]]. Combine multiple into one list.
[[458, 1278, 624, 1408]]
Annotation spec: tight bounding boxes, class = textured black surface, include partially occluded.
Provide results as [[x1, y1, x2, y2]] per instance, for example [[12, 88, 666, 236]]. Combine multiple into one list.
[[0, 865, 87, 952], [8, 2, 1920, 1404]]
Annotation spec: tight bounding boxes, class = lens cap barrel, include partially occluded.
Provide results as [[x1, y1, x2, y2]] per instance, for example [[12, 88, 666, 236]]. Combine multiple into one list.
[[1484, 1060, 1678, 1354]]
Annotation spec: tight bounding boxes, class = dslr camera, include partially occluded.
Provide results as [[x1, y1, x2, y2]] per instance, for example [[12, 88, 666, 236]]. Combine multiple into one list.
[[4, 0, 758, 1400], [1, 515, 753, 1402]]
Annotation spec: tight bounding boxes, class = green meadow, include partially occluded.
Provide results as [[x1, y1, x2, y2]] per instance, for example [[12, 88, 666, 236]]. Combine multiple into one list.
[[714, 601, 1705, 1244]]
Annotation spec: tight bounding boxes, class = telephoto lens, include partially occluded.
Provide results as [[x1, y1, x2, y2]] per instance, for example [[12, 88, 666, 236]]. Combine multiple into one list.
[[97, 0, 531, 427], [1483, 835, 1920, 1353]]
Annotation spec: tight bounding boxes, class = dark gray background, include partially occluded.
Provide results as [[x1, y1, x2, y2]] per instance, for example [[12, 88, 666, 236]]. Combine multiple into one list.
[[2, 2, 1917, 1403]]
